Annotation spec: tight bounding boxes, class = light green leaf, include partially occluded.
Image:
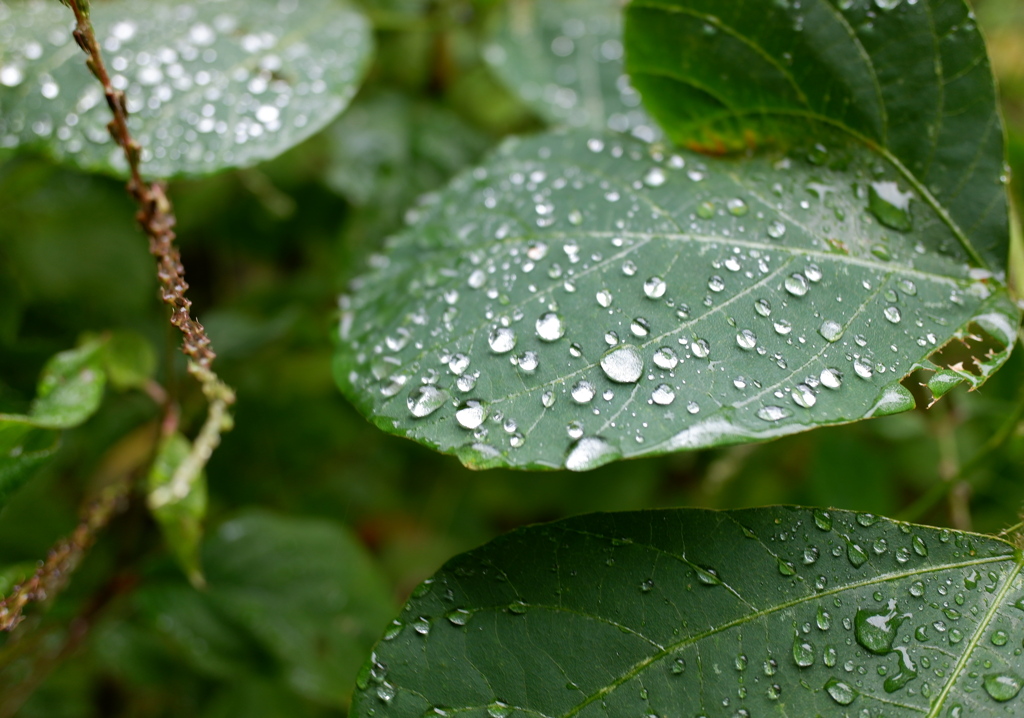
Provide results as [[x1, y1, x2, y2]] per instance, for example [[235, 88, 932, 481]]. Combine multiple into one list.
[[0, 0, 373, 178], [1, 339, 106, 506], [146, 511, 396, 706], [335, 129, 1018, 471], [484, 0, 660, 141], [625, 0, 1009, 271], [101, 330, 157, 391], [352, 507, 1024, 717], [146, 432, 207, 587]]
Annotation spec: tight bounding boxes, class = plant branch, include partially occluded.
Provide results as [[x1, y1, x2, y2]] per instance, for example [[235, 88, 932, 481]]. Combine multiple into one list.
[[61, 0, 235, 506]]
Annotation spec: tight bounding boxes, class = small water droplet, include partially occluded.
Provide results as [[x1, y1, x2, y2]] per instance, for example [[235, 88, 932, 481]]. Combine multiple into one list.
[[408, 386, 449, 418], [708, 275, 726, 292], [853, 359, 874, 379], [515, 351, 539, 372], [652, 384, 676, 405], [773, 319, 792, 335], [643, 167, 667, 187], [487, 701, 512, 718], [536, 312, 565, 341], [630, 317, 651, 337], [824, 678, 856, 706], [653, 347, 678, 370], [792, 637, 815, 667], [691, 338, 710, 358], [695, 566, 721, 585], [818, 319, 843, 342], [736, 329, 757, 350], [596, 289, 613, 307], [727, 198, 749, 216], [541, 391, 556, 408], [912, 535, 928, 557], [884, 305, 902, 324], [754, 298, 772, 317], [757, 405, 791, 422], [791, 384, 817, 408], [820, 368, 842, 389], [571, 381, 596, 403], [489, 327, 517, 353], [847, 541, 869, 568], [601, 345, 644, 383], [643, 276, 666, 298], [622, 260, 638, 276], [813, 509, 833, 531], [412, 616, 431, 635], [446, 608, 471, 626], [767, 220, 786, 238]]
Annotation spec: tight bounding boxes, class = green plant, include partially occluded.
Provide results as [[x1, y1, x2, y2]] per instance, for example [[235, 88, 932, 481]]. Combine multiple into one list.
[[1, 0, 1023, 716]]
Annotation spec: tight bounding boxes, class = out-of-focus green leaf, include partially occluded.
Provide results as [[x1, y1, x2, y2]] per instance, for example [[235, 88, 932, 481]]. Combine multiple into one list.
[[484, 0, 659, 141], [0, 339, 106, 507], [353, 507, 1024, 717], [101, 330, 157, 391], [0, 0, 373, 178], [143, 510, 397, 707], [625, 0, 1009, 271], [335, 130, 1017, 471], [0, 561, 35, 594], [147, 432, 207, 587]]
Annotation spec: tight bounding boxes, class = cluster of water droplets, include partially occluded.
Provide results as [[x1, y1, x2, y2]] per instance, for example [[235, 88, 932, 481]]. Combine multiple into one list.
[[0, 0, 369, 176]]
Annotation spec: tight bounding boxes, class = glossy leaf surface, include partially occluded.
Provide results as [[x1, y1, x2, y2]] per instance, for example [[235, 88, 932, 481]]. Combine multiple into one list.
[[625, 0, 1009, 270], [0, 340, 106, 507], [484, 0, 660, 141], [0, 0, 372, 177], [352, 507, 1024, 717], [336, 130, 1017, 471]]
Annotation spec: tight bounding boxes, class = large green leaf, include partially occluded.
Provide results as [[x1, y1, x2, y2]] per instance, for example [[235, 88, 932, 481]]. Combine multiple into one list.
[[335, 129, 1018, 470], [352, 507, 1024, 717], [625, 0, 1009, 271], [139, 511, 397, 706], [483, 0, 661, 141], [0, 0, 372, 178], [0, 339, 106, 508]]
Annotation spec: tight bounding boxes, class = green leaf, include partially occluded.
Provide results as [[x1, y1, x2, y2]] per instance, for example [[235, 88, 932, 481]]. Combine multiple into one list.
[[624, 0, 1009, 271], [146, 432, 207, 587], [352, 507, 1024, 717], [146, 511, 397, 706], [335, 129, 1018, 471], [0, 0, 373, 178], [101, 330, 157, 391], [483, 0, 660, 141], [0, 339, 106, 506]]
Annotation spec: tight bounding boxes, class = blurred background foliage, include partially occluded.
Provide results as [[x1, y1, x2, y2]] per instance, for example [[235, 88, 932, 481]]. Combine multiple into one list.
[[1, 0, 1022, 716]]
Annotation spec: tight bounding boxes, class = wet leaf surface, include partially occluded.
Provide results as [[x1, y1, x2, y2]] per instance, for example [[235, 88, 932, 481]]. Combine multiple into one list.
[[0, 0, 372, 177], [335, 129, 1017, 470], [352, 507, 1024, 717]]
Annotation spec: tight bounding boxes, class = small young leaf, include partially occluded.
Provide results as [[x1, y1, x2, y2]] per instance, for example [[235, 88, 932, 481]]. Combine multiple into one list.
[[0, 339, 106, 506], [335, 130, 1018, 470], [0, 0, 373, 178], [101, 330, 157, 391], [352, 507, 1024, 717], [147, 432, 207, 587], [484, 0, 660, 140]]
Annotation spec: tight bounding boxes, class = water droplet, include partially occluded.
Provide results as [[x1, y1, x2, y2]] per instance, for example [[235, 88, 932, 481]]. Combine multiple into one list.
[[408, 386, 449, 417], [652, 384, 675, 405], [791, 384, 817, 408], [824, 677, 856, 706], [446, 608, 471, 626], [643, 276, 666, 298], [767, 220, 786, 238], [696, 200, 715, 218], [868, 181, 913, 231], [412, 616, 431, 635], [898, 278, 917, 296], [469, 269, 486, 289], [536, 312, 565, 341], [565, 436, 621, 471], [736, 329, 757, 350], [778, 559, 797, 576], [630, 317, 651, 337], [818, 319, 843, 342], [640, 578, 655, 592], [884, 305, 902, 324], [622, 260, 638, 276], [448, 353, 470, 375], [571, 381, 596, 403], [855, 599, 905, 654], [708, 275, 726, 292], [0, 64, 24, 88], [691, 339, 710, 358], [455, 400, 488, 429], [912, 535, 928, 557], [653, 347, 678, 370], [457, 374, 478, 392], [515, 351, 539, 372], [757, 405, 791, 422], [377, 682, 396, 702], [991, 630, 1008, 646], [754, 298, 772, 317], [671, 655, 686, 674], [820, 368, 842, 389], [507, 601, 528, 615], [686, 401, 700, 414], [804, 547, 820, 564], [853, 359, 874, 379], [487, 701, 512, 718], [489, 327, 517, 353], [727, 198, 749, 216], [383, 619, 403, 640], [773, 319, 792, 335], [785, 274, 809, 297], [643, 167, 667, 187], [816, 606, 831, 630], [792, 637, 815, 667], [983, 673, 1023, 701], [695, 566, 721, 585], [883, 646, 918, 693], [596, 289, 613, 307], [847, 541, 869, 568], [541, 390, 556, 408], [805, 264, 823, 282], [813, 510, 833, 531], [601, 345, 644, 383]]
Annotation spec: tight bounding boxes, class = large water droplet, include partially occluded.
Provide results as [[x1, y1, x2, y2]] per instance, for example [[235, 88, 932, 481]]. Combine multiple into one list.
[[455, 400, 488, 429], [792, 637, 815, 667], [516, 351, 539, 372], [643, 276, 667, 298], [691, 338, 710, 358], [868, 181, 913, 231], [818, 319, 843, 342], [651, 384, 675, 405], [596, 289, 613, 307], [784, 274, 809, 297], [571, 380, 596, 403], [489, 327, 517, 353], [983, 673, 1023, 702], [883, 646, 918, 693], [884, 305, 902, 324], [813, 509, 833, 531], [601, 345, 644, 383], [767, 220, 786, 239], [847, 541, 869, 567], [820, 368, 842, 389], [855, 599, 904, 654], [791, 384, 817, 408], [536, 312, 565, 341], [643, 167, 667, 187], [757, 405, 791, 422], [653, 347, 678, 370], [824, 677, 856, 705], [736, 329, 757, 350], [754, 298, 772, 317], [408, 386, 449, 417], [565, 436, 621, 471]]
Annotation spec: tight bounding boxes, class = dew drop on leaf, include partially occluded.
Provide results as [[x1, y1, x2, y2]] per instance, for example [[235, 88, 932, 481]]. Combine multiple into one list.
[[736, 329, 757, 350], [643, 276, 666, 298], [754, 298, 772, 316], [535, 312, 565, 341], [784, 273, 809, 297], [868, 181, 913, 231], [792, 637, 815, 667], [564, 436, 620, 471], [691, 339, 710, 358], [983, 673, 1023, 702], [767, 220, 786, 238], [455, 400, 488, 429], [653, 347, 678, 370], [855, 599, 904, 654], [820, 368, 842, 389], [756, 405, 790, 422], [818, 319, 843, 342], [407, 386, 449, 418], [651, 384, 675, 406], [571, 381, 596, 404], [601, 345, 644, 383], [824, 677, 856, 706]]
